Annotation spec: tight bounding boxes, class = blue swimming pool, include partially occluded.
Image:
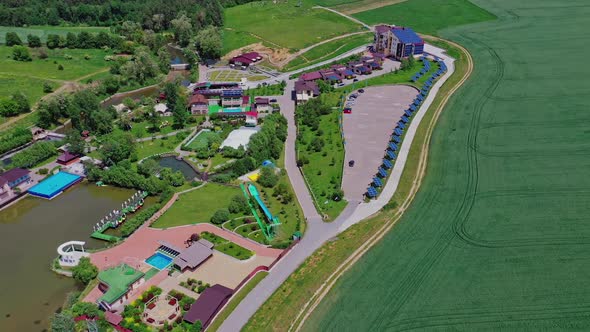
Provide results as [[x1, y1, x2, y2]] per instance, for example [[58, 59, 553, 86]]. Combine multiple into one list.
[[28, 171, 82, 199], [145, 252, 173, 270]]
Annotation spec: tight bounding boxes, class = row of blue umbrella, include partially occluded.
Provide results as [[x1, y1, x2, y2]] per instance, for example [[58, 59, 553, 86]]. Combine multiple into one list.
[[366, 56, 447, 199]]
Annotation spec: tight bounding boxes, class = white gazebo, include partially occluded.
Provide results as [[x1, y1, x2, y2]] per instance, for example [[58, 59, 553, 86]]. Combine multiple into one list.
[[57, 241, 90, 267]]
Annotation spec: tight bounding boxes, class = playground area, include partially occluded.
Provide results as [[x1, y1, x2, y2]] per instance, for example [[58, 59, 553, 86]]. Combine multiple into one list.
[[341, 85, 417, 200]]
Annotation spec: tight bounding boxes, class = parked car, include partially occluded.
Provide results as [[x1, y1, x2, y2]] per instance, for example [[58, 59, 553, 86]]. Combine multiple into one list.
[[338, 83, 345, 87], [343, 108, 352, 114], [353, 78, 359, 82], [349, 160, 355, 167], [358, 89, 365, 93], [270, 98, 277, 103]]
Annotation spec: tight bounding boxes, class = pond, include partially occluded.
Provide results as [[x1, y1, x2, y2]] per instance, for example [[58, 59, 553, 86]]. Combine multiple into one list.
[[0, 183, 154, 331], [158, 156, 200, 181]]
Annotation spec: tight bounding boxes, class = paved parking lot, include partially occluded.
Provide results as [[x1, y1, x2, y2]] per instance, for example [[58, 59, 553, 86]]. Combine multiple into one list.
[[341, 85, 418, 200]]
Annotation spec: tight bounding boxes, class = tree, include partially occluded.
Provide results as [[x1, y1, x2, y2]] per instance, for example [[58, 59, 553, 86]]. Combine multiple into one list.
[[12, 46, 32, 61], [46, 34, 61, 49], [71, 302, 102, 318], [157, 46, 171, 73], [228, 195, 248, 214], [120, 48, 159, 84], [5, 32, 22, 46], [95, 31, 111, 48], [50, 313, 75, 332], [11, 92, 30, 114], [102, 76, 120, 94], [77, 31, 95, 49], [258, 166, 279, 188], [195, 26, 222, 59], [43, 82, 53, 93], [27, 34, 41, 47], [65, 130, 86, 155], [137, 158, 160, 177], [173, 103, 189, 128], [71, 257, 98, 285], [65, 32, 77, 48], [160, 167, 185, 187], [0, 99, 19, 117], [171, 14, 192, 47], [99, 132, 136, 165], [163, 82, 178, 109], [210, 209, 230, 225]]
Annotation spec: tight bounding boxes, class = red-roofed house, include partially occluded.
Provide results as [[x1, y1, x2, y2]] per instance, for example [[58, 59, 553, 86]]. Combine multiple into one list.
[[254, 97, 271, 113], [57, 151, 80, 166], [295, 80, 320, 104], [320, 69, 342, 83], [245, 111, 258, 127], [189, 94, 208, 115], [241, 52, 262, 62], [300, 71, 322, 82], [0, 168, 31, 189], [229, 52, 261, 69], [183, 284, 233, 328]]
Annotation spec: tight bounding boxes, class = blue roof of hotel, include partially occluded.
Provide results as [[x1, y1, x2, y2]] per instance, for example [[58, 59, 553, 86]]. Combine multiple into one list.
[[392, 27, 423, 44]]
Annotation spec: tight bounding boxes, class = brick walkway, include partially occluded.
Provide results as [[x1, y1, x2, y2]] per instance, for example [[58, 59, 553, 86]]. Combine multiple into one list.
[[90, 223, 282, 271]]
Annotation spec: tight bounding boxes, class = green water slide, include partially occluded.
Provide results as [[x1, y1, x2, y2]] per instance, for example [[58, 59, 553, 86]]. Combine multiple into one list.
[[240, 183, 277, 240]]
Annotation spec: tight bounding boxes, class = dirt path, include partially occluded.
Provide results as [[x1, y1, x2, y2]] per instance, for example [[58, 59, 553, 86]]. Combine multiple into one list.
[[332, 0, 408, 15], [290, 38, 474, 331]]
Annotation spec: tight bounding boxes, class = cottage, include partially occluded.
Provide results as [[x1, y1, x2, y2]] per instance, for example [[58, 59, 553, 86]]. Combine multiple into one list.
[[189, 94, 208, 115], [300, 71, 323, 82], [183, 284, 233, 328], [373, 25, 424, 59], [97, 264, 145, 311], [295, 80, 320, 104], [348, 61, 372, 75], [362, 56, 382, 70], [154, 103, 171, 116], [0, 168, 31, 189], [254, 97, 271, 113], [220, 89, 243, 107], [331, 64, 356, 79], [320, 69, 342, 83], [57, 151, 80, 166], [245, 111, 258, 127], [172, 239, 214, 272], [229, 52, 261, 69]]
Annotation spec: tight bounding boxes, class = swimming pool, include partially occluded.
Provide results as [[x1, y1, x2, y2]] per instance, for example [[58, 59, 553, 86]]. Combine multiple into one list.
[[145, 252, 173, 270], [28, 172, 82, 199], [223, 107, 243, 113]]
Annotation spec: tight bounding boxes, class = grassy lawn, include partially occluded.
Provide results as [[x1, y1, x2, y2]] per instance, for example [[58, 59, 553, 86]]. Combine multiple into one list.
[[0, 26, 109, 43], [135, 135, 184, 161], [151, 183, 242, 227], [352, 0, 496, 35], [297, 93, 347, 220], [185, 130, 220, 150], [243, 37, 469, 332], [224, 0, 365, 51], [284, 33, 372, 71], [221, 29, 261, 55], [208, 271, 269, 332], [0, 73, 58, 106], [244, 83, 284, 97], [200, 231, 253, 260]]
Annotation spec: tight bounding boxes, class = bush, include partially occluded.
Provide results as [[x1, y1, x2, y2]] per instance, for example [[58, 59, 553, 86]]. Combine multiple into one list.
[[12, 45, 32, 61], [0, 127, 32, 155], [71, 257, 98, 285], [120, 204, 161, 236], [210, 209, 230, 225], [10, 141, 57, 168], [258, 166, 278, 188], [228, 195, 248, 214], [38, 168, 48, 175], [43, 82, 53, 93]]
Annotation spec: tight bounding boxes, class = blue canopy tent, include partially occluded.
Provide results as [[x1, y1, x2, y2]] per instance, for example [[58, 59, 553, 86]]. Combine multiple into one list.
[[366, 187, 378, 198], [389, 142, 398, 151], [401, 115, 410, 123], [386, 149, 397, 159], [410, 104, 417, 112], [392, 135, 401, 143], [378, 167, 387, 178], [397, 121, 406, 129], [405, 109, 413, 117], [394, 127, 403, 136], [383, 159, 393, 169], [413, 99, 421, 106], [417, 94, 424, 101], [373, 177, 383, 187]]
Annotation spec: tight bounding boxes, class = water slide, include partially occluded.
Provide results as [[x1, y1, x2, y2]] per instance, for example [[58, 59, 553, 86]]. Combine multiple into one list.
[[247, 184, 279, 225]]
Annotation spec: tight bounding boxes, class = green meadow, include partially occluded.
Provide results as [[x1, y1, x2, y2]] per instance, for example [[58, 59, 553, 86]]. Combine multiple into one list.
[[304, 0, 590, 330]]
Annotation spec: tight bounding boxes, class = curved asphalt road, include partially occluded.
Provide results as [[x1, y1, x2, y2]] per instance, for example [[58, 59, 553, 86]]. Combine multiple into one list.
[[217, 44, 455, 331]]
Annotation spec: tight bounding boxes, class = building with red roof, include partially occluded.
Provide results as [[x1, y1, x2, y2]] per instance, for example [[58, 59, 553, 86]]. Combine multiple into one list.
[[57, 151, 80, 166], [295, 80, 320, 104], [183, 284, 233, 328], [189, 94, 208, 115], [229, 52, 262, 69], [0, 168, 30, 189], [300, 71, 323, 82]]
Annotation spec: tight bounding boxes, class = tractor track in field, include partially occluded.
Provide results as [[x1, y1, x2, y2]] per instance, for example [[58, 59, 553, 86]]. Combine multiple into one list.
[[290, 37, 474, 332]]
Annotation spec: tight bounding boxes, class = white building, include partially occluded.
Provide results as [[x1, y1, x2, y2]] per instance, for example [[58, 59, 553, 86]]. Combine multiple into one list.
[[57, 241, 90, 267]]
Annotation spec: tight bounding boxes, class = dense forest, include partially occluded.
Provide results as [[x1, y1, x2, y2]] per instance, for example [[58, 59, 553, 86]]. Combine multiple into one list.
[[0, 0, 254, 28]]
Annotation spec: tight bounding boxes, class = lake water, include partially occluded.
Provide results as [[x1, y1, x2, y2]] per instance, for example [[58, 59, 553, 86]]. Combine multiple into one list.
[[158, 156, 200, 181], [0, 183, 146, 331]]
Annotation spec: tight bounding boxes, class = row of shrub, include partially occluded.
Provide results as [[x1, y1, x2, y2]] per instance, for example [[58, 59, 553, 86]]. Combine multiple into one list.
[[0, 127, 32, 155], [120, 204, 161, 237], [10, 141, 57, 168]]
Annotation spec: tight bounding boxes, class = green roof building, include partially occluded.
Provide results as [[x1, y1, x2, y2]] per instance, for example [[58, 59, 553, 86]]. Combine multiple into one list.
[[97, 264, 145, 310]]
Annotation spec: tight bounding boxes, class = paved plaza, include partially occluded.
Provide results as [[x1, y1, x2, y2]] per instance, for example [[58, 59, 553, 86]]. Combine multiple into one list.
[[341, 85, 418, 200]]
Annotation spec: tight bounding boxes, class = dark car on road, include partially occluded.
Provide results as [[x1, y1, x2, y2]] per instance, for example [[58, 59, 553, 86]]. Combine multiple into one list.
[[358, 89, 365, 93], [270, 98, 277, 103], [349, 160, 355, 167]]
